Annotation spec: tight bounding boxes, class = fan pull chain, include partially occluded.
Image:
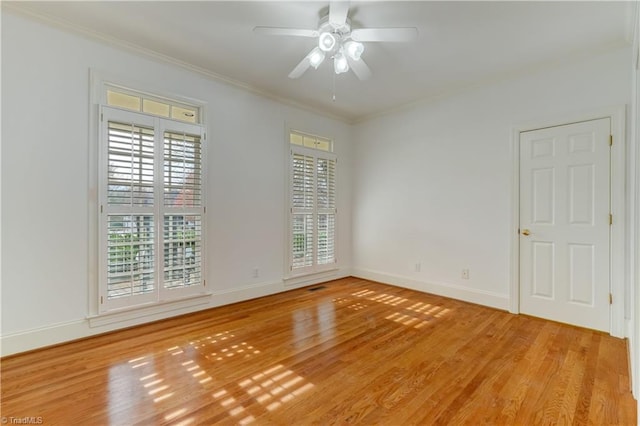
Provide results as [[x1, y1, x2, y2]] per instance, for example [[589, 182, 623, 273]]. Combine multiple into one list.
[[332, 72, 336, 102]]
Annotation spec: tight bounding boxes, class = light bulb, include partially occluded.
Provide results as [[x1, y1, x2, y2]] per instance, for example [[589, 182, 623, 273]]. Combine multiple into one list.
[[344, 41, 364, 61], [308, 48, 325, 69], [318, 32, 336, 52], [334, 52, 349, 74]]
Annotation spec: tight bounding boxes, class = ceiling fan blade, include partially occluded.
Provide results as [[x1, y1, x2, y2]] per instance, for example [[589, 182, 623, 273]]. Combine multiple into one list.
[[253, 27, 319, 37], [348, 57, 372, 80], [329, 1, 350, 27], [351, 27, 418, 42], [288, 56, 312, 79]]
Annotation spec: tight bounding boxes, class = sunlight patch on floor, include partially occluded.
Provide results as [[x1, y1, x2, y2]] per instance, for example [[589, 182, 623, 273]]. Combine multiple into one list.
[[368, 293, 408, 306], [164, 407, 187, 421], [201, 363, 317, 423], [188, 331, 261, 361], [334, 297, 369, 311], [386, 303, 451, 328]]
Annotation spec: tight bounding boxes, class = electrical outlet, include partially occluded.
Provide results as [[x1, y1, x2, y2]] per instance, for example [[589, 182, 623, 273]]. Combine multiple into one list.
[[415, 262, 421, 272], [462, 268, 470, 279], [253, 268, 259, 278]]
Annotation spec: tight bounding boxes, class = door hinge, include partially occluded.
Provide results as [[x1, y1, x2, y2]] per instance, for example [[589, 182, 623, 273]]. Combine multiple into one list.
[[204, 280, 206, 287], [609, 135, 613, 146], [100, 296, 104, 304], [609, 293, 613, 305], [101, 112, 103, 122], [609, 214, 613, 225]]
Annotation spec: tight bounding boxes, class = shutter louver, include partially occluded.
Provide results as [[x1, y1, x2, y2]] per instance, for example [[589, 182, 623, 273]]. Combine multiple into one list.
[[292, 214, 314, 269], [106, 214, 155, 299], [291, 152, 315, 269], [317, 158, 336, 265], [107, 122, 154, 206], [163, 130, 204, 290], [163, 214, 202, 288], [164, 132, 202, 207]]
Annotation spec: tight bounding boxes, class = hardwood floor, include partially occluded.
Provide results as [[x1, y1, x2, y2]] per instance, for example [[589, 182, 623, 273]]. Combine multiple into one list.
[[1, 277, 636, 425]]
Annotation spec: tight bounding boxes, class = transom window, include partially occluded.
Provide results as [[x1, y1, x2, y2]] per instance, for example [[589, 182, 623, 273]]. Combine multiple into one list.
[[106, 86, 199, 124], [290, 130, 332, 152]]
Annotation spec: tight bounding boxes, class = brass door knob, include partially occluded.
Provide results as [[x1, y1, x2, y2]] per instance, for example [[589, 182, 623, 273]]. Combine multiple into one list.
[[521, 229, 531, 236]]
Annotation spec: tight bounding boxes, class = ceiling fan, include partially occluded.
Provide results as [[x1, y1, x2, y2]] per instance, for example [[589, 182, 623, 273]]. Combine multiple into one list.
[[254, 1, 418, 80]]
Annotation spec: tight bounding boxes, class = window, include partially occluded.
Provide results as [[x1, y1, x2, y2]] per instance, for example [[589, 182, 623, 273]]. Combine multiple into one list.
[[106, 86, 199, 123], [99, 106, 205, 312], [289, 130, 337, 275], [290, 131, 332, 152]]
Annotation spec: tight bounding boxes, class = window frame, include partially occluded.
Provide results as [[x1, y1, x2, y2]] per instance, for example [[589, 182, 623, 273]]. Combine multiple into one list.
[[287, 130, 338, 278], [98, 105, 207, 313]]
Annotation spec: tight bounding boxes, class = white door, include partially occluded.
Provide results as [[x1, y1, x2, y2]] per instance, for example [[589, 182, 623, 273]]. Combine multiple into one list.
[[519, 118, 610, 331]]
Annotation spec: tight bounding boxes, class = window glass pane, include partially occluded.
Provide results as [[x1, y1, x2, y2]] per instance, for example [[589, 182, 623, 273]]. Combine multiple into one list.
[[171, 106, 198, 123], [107, 215, 155, 299], [290, 133, 304, 146], [303, 136, 316, 149], [316, 138, 332, 152], [107, 90, 141, 112], [143, 99, 170, 117]]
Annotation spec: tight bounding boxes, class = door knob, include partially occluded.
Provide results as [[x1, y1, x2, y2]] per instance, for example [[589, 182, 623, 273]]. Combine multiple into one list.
[[521, 229, 531, 236]]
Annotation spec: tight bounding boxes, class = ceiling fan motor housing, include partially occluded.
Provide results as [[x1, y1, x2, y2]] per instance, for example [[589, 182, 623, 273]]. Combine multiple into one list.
[[319, 15, 353, 52]]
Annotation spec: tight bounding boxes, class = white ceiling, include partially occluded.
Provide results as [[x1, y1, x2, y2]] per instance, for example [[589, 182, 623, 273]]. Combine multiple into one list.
[[7, 1, 633, 122]]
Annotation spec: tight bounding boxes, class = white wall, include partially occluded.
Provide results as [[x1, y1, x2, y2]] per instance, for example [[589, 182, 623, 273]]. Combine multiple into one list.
[[352, 46, 632, 310], [0, 11, 352, 355], [631, 0, 640, 401]]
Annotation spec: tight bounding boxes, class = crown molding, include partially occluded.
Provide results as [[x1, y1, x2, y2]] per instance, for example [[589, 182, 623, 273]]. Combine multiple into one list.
[[2, 3, 353, 124]]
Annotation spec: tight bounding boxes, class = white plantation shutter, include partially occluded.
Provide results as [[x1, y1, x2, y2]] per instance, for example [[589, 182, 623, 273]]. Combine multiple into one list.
[[289, 140, 337, 275], [99, 107, 206, 312], [163, 214, 202, 289], [162, 129, 204, 292], [107, 122, 155, 206], [317, 157, 336, 265], [107, 214, 155, 300], [164, 131, 202, 208], [291, 152, 315, 270]]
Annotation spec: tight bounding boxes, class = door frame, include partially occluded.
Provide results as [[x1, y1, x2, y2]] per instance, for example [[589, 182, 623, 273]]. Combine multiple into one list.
[[509, 106, 626, 337]]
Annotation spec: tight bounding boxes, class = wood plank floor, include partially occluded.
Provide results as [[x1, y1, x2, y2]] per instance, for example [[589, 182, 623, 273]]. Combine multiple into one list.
[[1, 277, 636, 425]]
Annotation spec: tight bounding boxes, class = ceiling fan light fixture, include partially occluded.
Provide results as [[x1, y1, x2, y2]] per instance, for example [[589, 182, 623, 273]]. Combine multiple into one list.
[[318, 32, 336, 52], [308, 47, 326, 69], [334, 51, 349, 74], [344, 41, 364, 61]]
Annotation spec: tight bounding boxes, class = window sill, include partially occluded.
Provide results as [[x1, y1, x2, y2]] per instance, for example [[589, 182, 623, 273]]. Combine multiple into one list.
[[88, 292, 212, 328], [284, 267, 341, 288]]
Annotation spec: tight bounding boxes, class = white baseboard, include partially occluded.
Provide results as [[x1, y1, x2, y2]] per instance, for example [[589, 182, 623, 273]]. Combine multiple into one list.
[[1, 270, 350, 357], [351, 268, 510, 311]]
